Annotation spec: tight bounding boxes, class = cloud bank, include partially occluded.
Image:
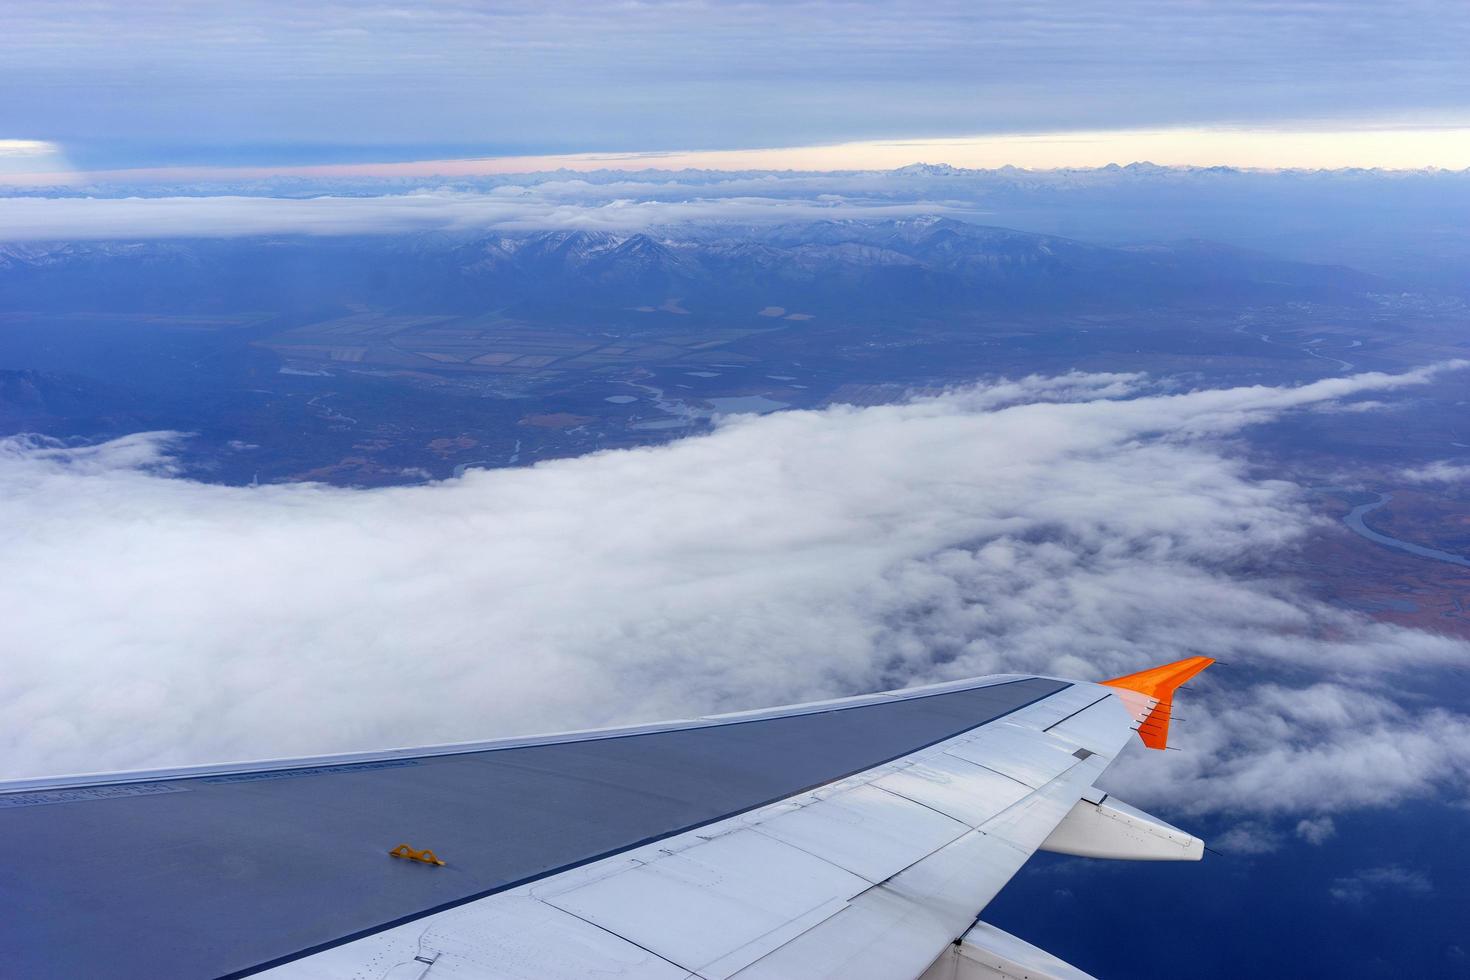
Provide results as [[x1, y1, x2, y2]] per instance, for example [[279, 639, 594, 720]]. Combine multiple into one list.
[[1399, 460, 1470, 484], [3, 366, 1468, 832], [0, 190, 981, 241]]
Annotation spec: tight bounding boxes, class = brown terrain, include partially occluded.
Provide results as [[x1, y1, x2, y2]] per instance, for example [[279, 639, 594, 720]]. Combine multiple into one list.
[[1365, 489, 1470, 554], [1297, 493, 1470, 639], [257, 312, 775, 380]]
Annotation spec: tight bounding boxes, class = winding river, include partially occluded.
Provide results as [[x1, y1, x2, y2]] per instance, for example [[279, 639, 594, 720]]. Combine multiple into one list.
[[1342, 492, 1470, 569]]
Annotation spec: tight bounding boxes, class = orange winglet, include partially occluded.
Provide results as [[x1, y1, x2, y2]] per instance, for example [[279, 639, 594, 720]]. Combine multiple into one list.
[[1101, 656, 1214, 750]]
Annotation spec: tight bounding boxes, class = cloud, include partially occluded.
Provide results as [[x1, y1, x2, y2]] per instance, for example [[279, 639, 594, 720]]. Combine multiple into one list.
[[12, 123, 1470, 187], [1296, 816, 1337, 845], [4, 167, 1468, 256], [1103, 683, 1470, 818], [0, 139, 70, 171], [3, 365, 1470, 819], [0, 190, 980, 240], [1215, 822, 1283, 855], [1399, 460, 1470, 484], [1329, 865, 1433, 904]]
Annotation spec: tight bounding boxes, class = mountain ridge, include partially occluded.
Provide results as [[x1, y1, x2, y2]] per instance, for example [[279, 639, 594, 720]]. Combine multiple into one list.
[[0, 217, 1377, 316]]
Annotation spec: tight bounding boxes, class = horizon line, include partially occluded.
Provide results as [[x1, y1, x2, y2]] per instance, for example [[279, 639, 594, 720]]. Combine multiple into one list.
[[6, 123, 1470, 187]]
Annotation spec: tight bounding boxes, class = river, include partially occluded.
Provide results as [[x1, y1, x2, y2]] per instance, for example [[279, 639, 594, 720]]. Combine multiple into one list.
[[1342, 492, 1470, 568]]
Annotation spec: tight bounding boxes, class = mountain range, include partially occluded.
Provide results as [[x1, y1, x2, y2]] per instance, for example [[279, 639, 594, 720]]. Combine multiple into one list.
[[0, 217, 1375, 317]]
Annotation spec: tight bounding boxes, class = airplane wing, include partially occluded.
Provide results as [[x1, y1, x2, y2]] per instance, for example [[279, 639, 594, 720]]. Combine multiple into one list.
[[0, 657, 1212, 979]]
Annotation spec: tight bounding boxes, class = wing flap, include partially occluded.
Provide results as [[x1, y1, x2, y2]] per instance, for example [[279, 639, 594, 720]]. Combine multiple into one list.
[[1040, 794, 1204, 861], [919, 920, 1099, 980]]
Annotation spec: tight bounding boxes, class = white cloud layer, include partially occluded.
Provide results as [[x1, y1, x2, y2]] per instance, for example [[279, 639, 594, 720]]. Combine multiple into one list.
[[1296, 816, 1337, 845], [1329, 865, 1433, 904], [0, 190, 978, 241], [1399, 460, 1470, 484], [3, 366, 1469, 833]]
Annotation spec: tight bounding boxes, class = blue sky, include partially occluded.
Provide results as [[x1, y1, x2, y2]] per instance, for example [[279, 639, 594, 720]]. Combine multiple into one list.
[[4, 0, 1469, 170]]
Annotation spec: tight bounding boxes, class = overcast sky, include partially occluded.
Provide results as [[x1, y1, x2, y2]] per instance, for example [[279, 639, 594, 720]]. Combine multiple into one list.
[[3, 0, 1469, 172]]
